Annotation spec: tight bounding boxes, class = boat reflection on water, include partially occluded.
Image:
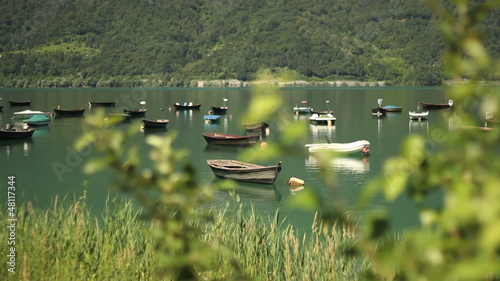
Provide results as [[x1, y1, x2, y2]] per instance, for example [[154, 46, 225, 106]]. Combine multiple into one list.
[[140, 126, 168, 136], [310, 124, 336, 143], [0, 138, 34, 158], [305, 155, 370, 175], [408, 120, 429, 135]]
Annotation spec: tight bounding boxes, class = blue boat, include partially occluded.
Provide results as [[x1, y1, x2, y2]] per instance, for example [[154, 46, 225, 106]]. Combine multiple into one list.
[[204, 115, 221, 124]]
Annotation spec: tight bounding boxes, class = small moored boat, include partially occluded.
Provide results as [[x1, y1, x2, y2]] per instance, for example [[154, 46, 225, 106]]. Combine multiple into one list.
[[293, 101, 312, 114], [211, 106, 228, 115], [173, 102, 201, 110], [309, 113, 336, 125], [409, 111, 429, 120], [141, 118, 169, 128], [88, 101, 116, 107], [22, 115, 50, 126], [0, 125, 35, 139], [204, 115, 221, 124], [124, 108, 147, 117], [207, 159, 282, 184], [53, 107, 86, 116], [420, 100, 454, 109], [382, 105, 403, 112], [210, 98, 229, 115], [9, 100, 31, 106], [13, 110, 51, 119], [305, 140, 370, 156], [202, 133, 260, 146]]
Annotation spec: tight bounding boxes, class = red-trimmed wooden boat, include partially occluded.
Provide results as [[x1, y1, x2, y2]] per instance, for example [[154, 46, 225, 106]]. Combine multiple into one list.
[[202, 133, 260, 146], [0, 126, 35, 139], [9, 100, 31, 106], [88, 101, 116, 107], [141, 118, 169, 128], [124, 108, 147, 117], [173, 102, 201, 110], [207, 159, 282, 184], [420, 100, 454, 109], [53, 107, 86, 116]]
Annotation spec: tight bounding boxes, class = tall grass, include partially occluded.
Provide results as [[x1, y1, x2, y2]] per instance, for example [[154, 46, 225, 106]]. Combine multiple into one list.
[[198, 205, 365, 281], [1, 195, 365, 281]]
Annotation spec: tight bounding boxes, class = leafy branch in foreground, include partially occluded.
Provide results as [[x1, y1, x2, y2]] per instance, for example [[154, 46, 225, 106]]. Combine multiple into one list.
[[74, 110, 242, 280], [354, 1, 500, 280]]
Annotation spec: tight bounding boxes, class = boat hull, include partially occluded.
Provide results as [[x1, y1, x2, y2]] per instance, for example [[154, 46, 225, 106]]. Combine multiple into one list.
[[305, 140, 370, 155], [420, 101, 453, 109], [0, 128, 35, 139], [207, 160, 282, 184], [142, 118, 169, 128], [409, 111, 429, 120], [13, 110, 52, 119], [309, 113, 336, 125], [293, 106, 312, 114], [53, 108, 85, 116], [124, 109, 147, 117], [202, 133, 260, 146], [9, 101, 31, 106], [211, 106, 228, 115], [173, 103, 201, 110], [88, 101, 116, 107]]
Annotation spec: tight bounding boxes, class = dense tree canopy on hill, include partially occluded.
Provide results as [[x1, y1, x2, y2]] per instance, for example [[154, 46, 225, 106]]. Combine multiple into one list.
[[0, 0, 498, 87]]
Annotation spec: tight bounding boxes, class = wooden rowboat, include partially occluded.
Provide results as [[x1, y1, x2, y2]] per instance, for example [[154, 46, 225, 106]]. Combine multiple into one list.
[[124, 108, 147, 117], [8, 100, 31, 106], [0, 126, 35, 139], [211, 106, 228, 115], [141, 118, 169, 128], [207, 159, 282, 184], [173, 102, 201, 110], [202, 133, 260, 146], [53, 107, 86, 116], [305, 140, 370, 156], [420, 100, 453, 109]]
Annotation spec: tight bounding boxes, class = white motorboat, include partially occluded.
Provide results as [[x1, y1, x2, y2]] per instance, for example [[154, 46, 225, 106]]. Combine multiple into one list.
[[305, 140, 370, 155]]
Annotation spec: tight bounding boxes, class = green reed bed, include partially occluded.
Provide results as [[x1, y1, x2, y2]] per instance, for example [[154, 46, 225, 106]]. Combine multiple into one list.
[[198, 205, 365, 281], [1, 194, 158, 281], [1, 196, 364, 281]]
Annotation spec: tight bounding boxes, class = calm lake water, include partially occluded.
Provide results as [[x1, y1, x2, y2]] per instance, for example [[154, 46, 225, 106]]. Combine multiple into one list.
[[0, 87, 450, 231]]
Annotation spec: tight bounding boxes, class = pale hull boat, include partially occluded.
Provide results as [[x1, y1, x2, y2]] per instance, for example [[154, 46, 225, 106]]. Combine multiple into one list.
[[207, 159, 282, 184], [309, 113, 336, 125], [409, 111, 429, 120], [305, 140, 370, 155]]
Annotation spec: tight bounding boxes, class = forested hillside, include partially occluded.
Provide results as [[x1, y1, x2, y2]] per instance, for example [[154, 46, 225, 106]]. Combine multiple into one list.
[[0, 0, 498, 87]]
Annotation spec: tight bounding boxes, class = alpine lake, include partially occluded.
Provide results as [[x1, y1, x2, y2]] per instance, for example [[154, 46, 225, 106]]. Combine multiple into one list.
[[0, 87, 453, 232]]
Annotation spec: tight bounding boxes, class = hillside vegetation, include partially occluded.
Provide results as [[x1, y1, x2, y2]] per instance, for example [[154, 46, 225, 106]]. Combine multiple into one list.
[[0, 0, 498, 87]]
